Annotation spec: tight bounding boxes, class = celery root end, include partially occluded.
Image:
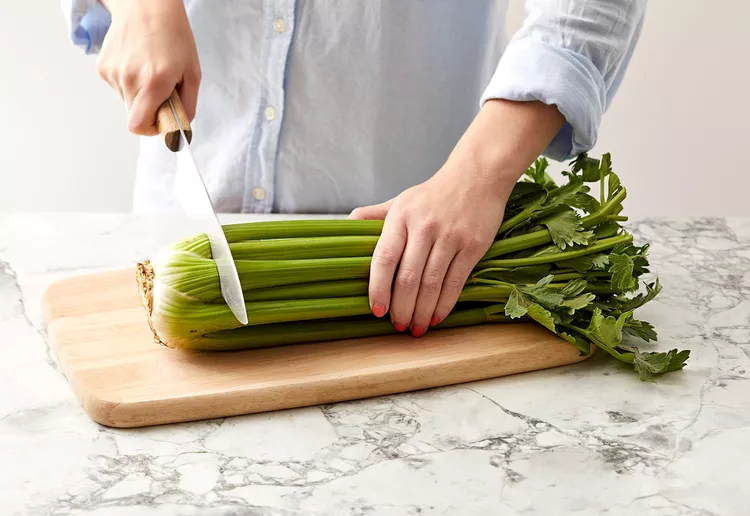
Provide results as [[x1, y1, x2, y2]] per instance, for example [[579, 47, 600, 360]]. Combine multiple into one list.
[[136, 260, 170, 348]]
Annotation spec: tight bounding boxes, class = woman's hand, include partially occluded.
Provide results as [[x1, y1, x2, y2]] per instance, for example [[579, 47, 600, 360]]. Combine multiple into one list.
[[97, 0, 201, 135], [350, 160, 509, 337], [349, 99, 566, 336]]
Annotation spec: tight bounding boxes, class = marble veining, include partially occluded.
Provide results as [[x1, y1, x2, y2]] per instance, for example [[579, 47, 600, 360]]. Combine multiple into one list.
[[1, 214, 749, 516]]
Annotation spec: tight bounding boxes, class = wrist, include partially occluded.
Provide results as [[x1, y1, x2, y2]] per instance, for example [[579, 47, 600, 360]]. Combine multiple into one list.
[[445, 99, 565, 197], [100, 0, 132, 16], [101, 0, 184, 18]]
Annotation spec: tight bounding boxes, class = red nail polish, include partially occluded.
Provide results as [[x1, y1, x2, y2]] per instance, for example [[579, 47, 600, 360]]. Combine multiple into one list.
[[430, 316, 440, 327], [372, 303, 386, 318], [411, 325, 425, 338], [394, 322, 407, 332]]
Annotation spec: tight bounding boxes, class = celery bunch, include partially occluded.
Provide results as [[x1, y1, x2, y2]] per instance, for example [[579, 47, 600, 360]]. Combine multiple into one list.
[[137, 153, 690, 381]]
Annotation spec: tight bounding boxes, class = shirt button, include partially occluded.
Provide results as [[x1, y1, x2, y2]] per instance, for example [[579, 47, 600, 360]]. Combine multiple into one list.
[[252, 187, 267, 201], [263, 106, 277, 121], [274, 17, 286, 33]]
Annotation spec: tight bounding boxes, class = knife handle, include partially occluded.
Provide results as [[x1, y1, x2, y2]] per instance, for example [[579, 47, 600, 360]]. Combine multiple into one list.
[[155, 89, 193, 152]]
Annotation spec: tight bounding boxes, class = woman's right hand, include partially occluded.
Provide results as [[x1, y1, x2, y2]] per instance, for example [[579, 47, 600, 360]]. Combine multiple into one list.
[[97, 0, 201, 135]]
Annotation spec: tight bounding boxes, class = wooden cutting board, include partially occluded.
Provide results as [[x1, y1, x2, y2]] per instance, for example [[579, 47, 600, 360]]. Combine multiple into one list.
[[42, 268, 591, 428]]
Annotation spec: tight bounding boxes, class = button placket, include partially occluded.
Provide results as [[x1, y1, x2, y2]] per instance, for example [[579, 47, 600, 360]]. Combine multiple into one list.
[[246, 0, 296, 213]]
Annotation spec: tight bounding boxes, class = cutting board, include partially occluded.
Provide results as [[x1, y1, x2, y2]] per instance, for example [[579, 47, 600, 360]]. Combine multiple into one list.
[[42, 268, 591, 428]]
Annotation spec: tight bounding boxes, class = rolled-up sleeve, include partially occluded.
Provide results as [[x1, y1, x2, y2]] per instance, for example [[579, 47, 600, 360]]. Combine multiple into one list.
[[481, 0, 647, 160], [60, 0, 111, 54]]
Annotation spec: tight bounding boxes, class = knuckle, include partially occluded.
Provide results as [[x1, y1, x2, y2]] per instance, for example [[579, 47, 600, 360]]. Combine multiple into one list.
[[189, 64, 202, 82], [142, 65, 171, 91], [95, 59, 108, 79], [442, 274, 466, 295], [442, 231, 462, 249], [462, 234, 487, 253], [396, 268, 420, 291], [419, 218, 440, 236], [372, 246, 399, 268], [119, 66, 139, 87], [420, 269, 443, 295], [385, 209, 405, 226]]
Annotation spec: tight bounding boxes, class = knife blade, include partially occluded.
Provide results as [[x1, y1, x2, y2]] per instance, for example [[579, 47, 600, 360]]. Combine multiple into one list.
[[156, 90, 248, 326]]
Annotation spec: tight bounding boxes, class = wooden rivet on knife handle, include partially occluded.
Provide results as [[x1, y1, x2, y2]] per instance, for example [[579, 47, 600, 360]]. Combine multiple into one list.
[[155, 89, 193, 152]]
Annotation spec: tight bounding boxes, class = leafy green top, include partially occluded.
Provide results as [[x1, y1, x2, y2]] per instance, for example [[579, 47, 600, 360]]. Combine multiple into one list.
[[485, 153, 690, 381]]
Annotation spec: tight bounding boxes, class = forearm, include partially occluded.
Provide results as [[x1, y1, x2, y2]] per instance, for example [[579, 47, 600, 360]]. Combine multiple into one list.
[[444, 99, 565, 197], [99, 0, 131, 15], [100, 0, 185, 17]]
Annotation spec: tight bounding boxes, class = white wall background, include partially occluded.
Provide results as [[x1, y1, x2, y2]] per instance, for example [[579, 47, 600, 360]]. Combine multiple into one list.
[[1, 1, 748, 217]]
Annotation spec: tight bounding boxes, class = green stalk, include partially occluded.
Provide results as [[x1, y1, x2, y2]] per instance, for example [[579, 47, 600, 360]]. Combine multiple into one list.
[[174, 230, 380, 259], [482, 230, 553, 260], [581, 188, 627, 229], [236, 257, 372, 291], [479, 234, 632, 269], [559, 323, 635, 364], [242, 280, 369, 302], [222, 219, 383, 241], [160, 254, 372, 302], [189, 304, 511, 351], [497, 205, 535, 234], [471, 267, 610, 284], [458, 285, 513, 302], [147, 293, 375, 346], [548, 271, 610, 282], [230, 236, 378, 260], [482, 187, 627, 260]]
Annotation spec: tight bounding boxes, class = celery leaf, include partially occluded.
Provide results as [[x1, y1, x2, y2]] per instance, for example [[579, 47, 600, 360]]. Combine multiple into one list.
[[527, 304, 557, 332], [609, 254, 638, 292], [623, 319, 658, 342], [619, 280, 662, 312], [562, 292, 596, 311], [541, 209, 595, 250], [571, 153, 602, 182], [620, 344, 690, 382], [505, 275, 564, 319], [560, 331, 591, 354], [560, 278, 588, 297], [590, 254, 610, 269]]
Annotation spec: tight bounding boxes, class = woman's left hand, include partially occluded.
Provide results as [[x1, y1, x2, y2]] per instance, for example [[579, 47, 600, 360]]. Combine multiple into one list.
[[349, 162, 509, 337], [348, 99, 566, 337]]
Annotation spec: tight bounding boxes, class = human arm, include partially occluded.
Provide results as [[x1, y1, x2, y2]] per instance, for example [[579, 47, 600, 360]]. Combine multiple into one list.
[[350, 99, 564, 336], [61, 0, 201, 135], [350, 0, 647, 336]]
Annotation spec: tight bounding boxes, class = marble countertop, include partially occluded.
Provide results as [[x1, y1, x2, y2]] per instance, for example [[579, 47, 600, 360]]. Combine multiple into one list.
[[1, 214, 749, 516]]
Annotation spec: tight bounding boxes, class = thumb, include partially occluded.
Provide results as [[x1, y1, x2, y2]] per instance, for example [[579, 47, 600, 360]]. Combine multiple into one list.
[[347, 199, 394, 220]]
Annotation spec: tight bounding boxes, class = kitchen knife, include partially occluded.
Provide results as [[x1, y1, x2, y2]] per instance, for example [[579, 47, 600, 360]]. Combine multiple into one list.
[[155, 90, 248, 326]]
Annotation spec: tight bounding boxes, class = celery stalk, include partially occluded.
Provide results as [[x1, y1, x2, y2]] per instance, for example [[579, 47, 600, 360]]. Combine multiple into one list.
[[186, 304, 511, 351], [135, 153, 691, 381]]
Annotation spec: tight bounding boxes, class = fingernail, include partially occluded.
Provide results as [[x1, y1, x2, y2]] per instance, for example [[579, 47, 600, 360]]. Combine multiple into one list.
[[394, 322, 407, 332], [372, 303, 386, 318], [411, 325, 425, 338], [430, 316, 440, 327]]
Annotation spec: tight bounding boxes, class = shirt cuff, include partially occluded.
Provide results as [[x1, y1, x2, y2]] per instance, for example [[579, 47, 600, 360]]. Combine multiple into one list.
[[480, 38, 606, 161], [61, 0, 111, 55]]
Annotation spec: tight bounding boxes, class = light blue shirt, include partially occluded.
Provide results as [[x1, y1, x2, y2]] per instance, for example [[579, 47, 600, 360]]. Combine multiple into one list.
[[61, 0, 646, 214]]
